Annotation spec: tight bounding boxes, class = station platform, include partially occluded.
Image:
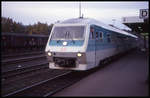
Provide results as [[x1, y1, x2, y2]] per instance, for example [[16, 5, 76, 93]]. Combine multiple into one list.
[[53, 49, 149, 96]]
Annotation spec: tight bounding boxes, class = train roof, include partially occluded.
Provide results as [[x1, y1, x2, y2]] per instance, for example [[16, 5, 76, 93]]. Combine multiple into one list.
[[58, 18, 138, 38]]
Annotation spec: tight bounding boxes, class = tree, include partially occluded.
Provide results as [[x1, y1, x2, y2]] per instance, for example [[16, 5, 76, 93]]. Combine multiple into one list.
[[2, 17, 13, 32], [2, 17, 53, 35]]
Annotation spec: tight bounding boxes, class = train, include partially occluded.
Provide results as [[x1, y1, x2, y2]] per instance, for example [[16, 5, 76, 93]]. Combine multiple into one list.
[[45, 17, 138, 71], [1, 32, 48, 54]]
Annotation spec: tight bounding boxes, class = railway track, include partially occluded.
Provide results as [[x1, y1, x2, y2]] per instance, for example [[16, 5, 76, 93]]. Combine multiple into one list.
[[2, 65, 70, 96], [3, 71, 71, 96], [2, 62, 49, 79], [3, 71, 89, 97], [2, 54, 46, 66]]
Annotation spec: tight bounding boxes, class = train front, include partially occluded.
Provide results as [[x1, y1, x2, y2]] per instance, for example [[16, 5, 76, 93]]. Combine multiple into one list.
[[45, 24, 88, 71]]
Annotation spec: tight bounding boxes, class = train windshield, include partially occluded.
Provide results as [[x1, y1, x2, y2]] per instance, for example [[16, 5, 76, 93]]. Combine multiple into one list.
[[51, 26, 85, 40]]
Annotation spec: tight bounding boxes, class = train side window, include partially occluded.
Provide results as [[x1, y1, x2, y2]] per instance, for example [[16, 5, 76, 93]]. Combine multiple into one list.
[[100, 32, 103, 39], [90, 26, 95, 39], [107, 34, 111, 43], [96, 32, 98, 39]]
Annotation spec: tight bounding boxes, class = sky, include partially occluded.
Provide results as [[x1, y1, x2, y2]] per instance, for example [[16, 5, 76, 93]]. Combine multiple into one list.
[[1, 1, 149, 30]]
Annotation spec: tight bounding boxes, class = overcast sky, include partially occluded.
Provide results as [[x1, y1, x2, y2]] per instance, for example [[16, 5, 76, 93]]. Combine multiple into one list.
[[1, 1, 149, 30]]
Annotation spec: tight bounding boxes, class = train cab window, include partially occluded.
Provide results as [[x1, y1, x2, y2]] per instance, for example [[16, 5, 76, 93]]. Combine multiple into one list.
[[51, 26, 85, 40], [107, 34, 111, 43]]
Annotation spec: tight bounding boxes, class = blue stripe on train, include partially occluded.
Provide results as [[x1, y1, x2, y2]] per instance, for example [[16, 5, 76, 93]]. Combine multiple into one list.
[[49, 40, 84, 46], [86, 40, 126, 52], [87, 41, 116, 51]]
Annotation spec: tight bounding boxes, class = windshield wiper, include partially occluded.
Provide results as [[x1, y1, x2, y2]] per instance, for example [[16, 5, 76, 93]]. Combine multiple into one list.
[[65, 31, 69, 40], [68, 32, 75, 44]]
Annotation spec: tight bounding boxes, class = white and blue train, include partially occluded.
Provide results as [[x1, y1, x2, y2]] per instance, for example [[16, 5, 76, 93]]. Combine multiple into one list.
[[45, 18, 138, 71]]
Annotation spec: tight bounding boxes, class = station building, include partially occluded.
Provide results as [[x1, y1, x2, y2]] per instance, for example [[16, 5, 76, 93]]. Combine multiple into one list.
[[122, 9, 149, 51]]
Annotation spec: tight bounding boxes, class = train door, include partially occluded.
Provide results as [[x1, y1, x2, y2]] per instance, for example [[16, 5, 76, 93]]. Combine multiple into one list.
[[89, 26, 96, 66], [95, 28, 104, 66], [95, 30, 100, 66]]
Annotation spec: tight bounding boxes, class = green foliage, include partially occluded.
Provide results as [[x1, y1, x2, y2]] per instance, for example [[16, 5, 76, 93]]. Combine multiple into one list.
[[2, 17, 53, 35]]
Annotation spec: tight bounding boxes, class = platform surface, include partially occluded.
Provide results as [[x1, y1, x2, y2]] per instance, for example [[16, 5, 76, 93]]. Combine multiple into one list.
[[53, 49, 149, 96]]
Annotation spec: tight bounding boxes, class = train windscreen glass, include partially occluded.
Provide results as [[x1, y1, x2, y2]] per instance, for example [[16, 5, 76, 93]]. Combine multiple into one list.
[[51, 26, 85, 40]]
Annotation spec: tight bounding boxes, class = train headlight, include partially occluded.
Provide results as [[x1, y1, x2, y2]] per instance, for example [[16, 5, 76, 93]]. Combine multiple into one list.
[[63, 41, 67, 46], [48, 52, 52, 56], [77, 53, 82, 57]]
